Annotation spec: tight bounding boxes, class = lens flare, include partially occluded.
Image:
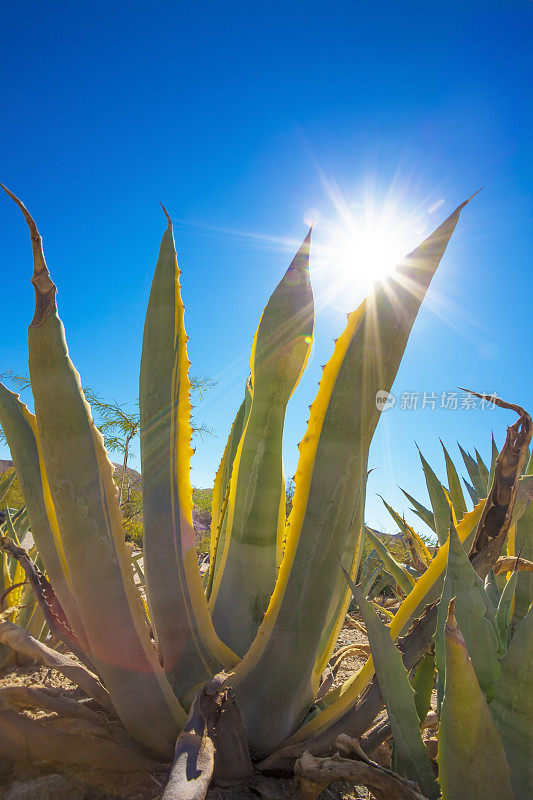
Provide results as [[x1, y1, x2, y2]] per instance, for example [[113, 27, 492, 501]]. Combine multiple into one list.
[[311, 192, 432, 311]]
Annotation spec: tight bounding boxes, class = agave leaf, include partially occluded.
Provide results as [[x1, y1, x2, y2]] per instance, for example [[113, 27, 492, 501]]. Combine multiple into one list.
[[411, 651, 434, 723], [400, 487, 436, 533], [231, 198, 472, 757], [486, 432, 498, 484], [364, 526, 415, 595], [285, 498, 484, 749], [459, 443, 486, 499], [463, 476, 479, 505], [417, 446, 451, 545], [467, 397, 532, 576], [438, 601, 515, 800], [514, 505, 533, 623], [360, 562, 384, 598], [17, 591, 47, 642], [513, 451, 533, 622], [0, 702, 155, 773], [2, 186, 185, 756], [207, 378, 254, 599], [0, 471, 16, 505], [208, 397, 246, 591], [490, 606, 533, 800], [484, 569, 501, 610], [0, 617, 113, 711], [313, 479, 367, 683], [2, 508, 25, 587], [210, 398, 246, 541], [12, 508, 30, 542], [348, 582, 438, 798], [139, 211, 239, 700], [0, 384, 88, 647], [475, 448, 490, 495], [495, 570, 518, 648], [511, 475, 533, 525], [435, 523, 501, 700], [441, 440, 467, 519], [209, 231, 314, 655], [379, 496, 432, 565]]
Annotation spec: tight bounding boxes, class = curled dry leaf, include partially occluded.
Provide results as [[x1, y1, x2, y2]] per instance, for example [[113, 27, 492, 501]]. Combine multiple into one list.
[[0, 701, 155, 772], [460, 392, 532, 578], [0, 684, 103, 723], [295, 750, 430, 800], [0, 619, 113, 711], [0, 533, 87, 664], [494, 556, 533, 575]]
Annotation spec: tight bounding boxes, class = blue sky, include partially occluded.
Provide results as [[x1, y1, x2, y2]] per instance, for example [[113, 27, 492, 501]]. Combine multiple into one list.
[[1, 0, 531, 535]]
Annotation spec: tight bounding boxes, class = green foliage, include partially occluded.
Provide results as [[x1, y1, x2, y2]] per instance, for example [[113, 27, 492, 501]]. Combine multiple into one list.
[[0, 468, 25, 510], [348, 579, 439, 797], [435, 523, 501, 700], [192, 487, 213, 529], [438, 604, 515, 800]]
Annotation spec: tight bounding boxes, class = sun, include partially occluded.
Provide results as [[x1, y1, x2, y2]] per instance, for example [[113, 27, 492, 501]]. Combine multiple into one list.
[[309, 188, 432, 311]]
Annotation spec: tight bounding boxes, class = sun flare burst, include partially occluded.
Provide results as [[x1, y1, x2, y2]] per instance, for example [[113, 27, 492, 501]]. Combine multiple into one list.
[[310, 190, 433, 312]]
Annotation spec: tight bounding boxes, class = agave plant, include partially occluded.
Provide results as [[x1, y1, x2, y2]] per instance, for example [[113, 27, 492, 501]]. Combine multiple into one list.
[[3, 183, 527, 797], [339, 509, 532, 800], [0, 472, 48, 666], [361, 438, 532, 607]]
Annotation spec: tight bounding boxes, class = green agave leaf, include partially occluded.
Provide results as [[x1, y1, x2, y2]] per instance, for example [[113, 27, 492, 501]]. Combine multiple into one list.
[[206, 394, 246, 599], [400, 487, 437, 532], [12, 507, 31, 541], [349, 582, 438, 798], [459, 443, 486, 499], [463, 476, 479, 505], [495, 571, 518, 649], [490, 606, 533, 800], [417, 446, 450, 545], [313, 475, 367, 684], [3, 186, 185, 757], [0, 470, 16, 504], [475, 448, 490, 495], [3, 507, 21, 583], [364, 525, 415, 596], [514, 509, 533, 624], [513, 452, 533, 623], [411, 651, 435, 723], [435, 523, 501, 701], [441, 440, 467, 519], [511, 475, 533, 526], [359, 561, 383, 598], [378, 495, 432, 566], [438, 602, 515, 800], [210, 399, 245, 546], [0, 382, 88, 649], [488, 433, 499, 489], [484, 569, 501, 611], [209, 231, 314, 656], [139, 213, 237, 696], [231, 199, 471, 758]]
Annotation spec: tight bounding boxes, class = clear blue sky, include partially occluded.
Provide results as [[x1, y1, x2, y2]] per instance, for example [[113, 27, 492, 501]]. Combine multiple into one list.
[[1, 0, 531, 535]]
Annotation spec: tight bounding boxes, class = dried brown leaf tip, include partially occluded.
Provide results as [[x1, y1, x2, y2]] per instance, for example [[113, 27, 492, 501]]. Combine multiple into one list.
[[459, 390, 532, 573], [1, 184, 57, 326], [160, 202, 172, 227], [445, 597, 457, 631]]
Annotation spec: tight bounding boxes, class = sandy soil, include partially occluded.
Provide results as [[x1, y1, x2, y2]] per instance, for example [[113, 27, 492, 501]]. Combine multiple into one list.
[[0, 615, 387, 800]]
